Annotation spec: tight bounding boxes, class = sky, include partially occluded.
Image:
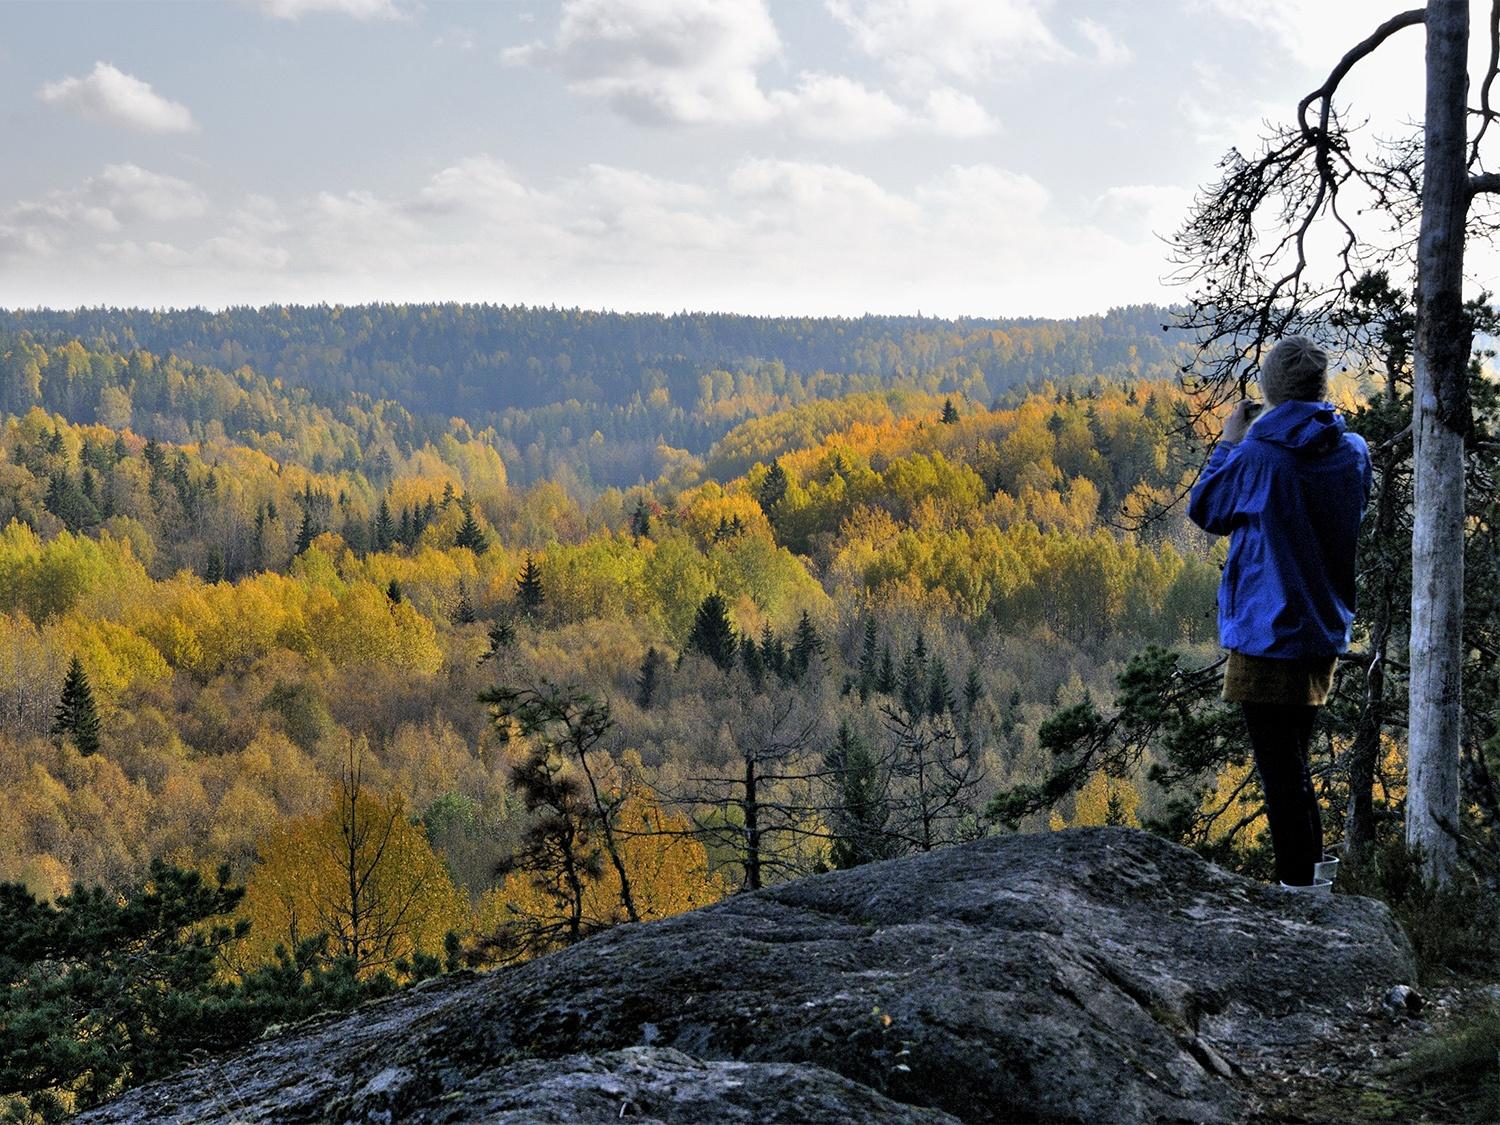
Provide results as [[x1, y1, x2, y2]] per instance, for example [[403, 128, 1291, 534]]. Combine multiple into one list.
[[0, 0, 1490, 317]]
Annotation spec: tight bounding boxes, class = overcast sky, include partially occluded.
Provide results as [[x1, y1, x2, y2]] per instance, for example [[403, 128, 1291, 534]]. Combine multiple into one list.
[[0, 0, 1489, 316]]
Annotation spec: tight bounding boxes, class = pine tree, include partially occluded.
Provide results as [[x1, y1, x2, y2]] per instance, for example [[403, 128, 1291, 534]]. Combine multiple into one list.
[[51, 654, 101, 756], [455, 499, 488, 554], [740, 634, 765, 690], [636, 646, 664, 709], [899, 648, 927, 717], [824, 721, 895, 869], [142, 437, 164, 474], [294, 509, 317, 556], [857, 619, 880, 697], [688, 593, 738, 671], [927, 659, 955, 718], [203, 547, 224, 584], [478, 619, 516, 665], [452, 581, 476, 625], [516, 553, 545, 613], [440, 481, 456, 509], [629, 498, 652, 540], [789, 611, 825, 681], [876, 642, 897, 695], [386, 579, 403, 604], [962, 665, 984, 716], [760, 623, 788, 680], [373, 496, 396, 551], [940, 397, 960, 424], [758, 459, 789, 520]]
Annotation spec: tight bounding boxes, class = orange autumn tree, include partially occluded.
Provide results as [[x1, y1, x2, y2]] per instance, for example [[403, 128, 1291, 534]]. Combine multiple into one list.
[[238, 742, 465, 979]]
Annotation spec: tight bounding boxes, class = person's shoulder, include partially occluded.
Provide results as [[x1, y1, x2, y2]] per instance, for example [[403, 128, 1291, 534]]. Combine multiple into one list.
[[1341, 429, 1371, 461]]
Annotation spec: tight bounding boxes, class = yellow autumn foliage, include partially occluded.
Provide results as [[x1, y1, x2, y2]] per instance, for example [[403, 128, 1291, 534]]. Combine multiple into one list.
[[238, 772, 466, 977]]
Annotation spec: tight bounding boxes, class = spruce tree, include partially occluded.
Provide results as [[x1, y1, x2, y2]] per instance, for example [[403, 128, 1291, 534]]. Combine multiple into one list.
[[629, 498, 652, 540], [824, 721, 894, 869], [294, 509, 317, 556], [876, 642, 897, 695], [789, 611, 825, 681], [758, 459, 789, 520], [636, 646, 664, 709], [759, 623, 787, 680], [386, 578, 403, 603], [478, 619, 516, 665], [857, 619, 880, 696], [688, 593, 737, 671], [373, 496, 396, 551], [740, 634, 765, 690], [455, 499, 488, 554], [516, 553, 545, 613], [963, 665, 984, 716], [452, 581, 476, 625], [51, 654, 101, 756], [941, 397, 960, 424], [927, 659, 955, 718], [899, 647, 927, 717]]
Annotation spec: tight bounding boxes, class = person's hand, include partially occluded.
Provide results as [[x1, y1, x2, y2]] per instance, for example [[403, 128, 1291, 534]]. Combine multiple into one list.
[[1222, 400, 1262, 445]]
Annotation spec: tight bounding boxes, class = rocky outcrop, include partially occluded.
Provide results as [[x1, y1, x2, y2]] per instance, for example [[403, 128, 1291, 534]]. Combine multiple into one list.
[[79, 828, 1416, 1124]]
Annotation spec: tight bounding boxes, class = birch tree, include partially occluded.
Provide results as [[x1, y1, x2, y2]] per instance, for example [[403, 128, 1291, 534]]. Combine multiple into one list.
[[1173, 1, 1498, 883]]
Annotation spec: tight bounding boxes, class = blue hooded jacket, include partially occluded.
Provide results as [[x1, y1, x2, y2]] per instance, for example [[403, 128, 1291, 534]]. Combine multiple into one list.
[[1187, 400, 1372, 658]]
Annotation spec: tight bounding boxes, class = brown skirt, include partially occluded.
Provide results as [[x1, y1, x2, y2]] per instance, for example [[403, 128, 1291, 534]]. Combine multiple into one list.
[[1222, 650, 1339, 706]]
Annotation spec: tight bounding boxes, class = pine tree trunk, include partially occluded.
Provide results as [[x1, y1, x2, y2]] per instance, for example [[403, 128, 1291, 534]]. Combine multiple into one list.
[[1407, 0, 1472, 885]]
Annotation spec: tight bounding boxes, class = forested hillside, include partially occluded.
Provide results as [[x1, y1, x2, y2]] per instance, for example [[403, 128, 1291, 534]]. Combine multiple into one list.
[[0, 305, 1189, 488], [3, 310, 1399, 1118]]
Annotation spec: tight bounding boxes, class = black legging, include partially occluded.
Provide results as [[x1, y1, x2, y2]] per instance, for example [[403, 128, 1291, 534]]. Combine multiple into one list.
[[1241, 702, 1323, 885]]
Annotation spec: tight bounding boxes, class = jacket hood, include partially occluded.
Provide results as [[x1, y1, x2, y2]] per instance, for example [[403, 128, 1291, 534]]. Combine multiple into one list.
[[1248, 400, 1347, 454]]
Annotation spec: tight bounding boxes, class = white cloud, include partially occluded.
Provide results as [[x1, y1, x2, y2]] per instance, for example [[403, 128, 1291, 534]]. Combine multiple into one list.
[[1186, 1, 1410, 68], [827, 0, 1068, 83], [1092, 184, 1194, 237], [923, 87, 999, 138], [0, 154, 1191, 316], [91, 164, 209, 223], [769, 76, 998, 140], [1074, 18, 1131, 66], [730, 158, 918, 224], [505, 0, 998, 140], [771, 74, 913, 140], [249, 0, 403, 20], [504, 0, 781, 126], [0, 164, 206, 262], [37, 62, 196, 134]]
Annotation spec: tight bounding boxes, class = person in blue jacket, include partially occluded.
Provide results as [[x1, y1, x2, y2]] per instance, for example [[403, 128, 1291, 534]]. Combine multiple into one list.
[[1188, 336, 1371, 889]]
